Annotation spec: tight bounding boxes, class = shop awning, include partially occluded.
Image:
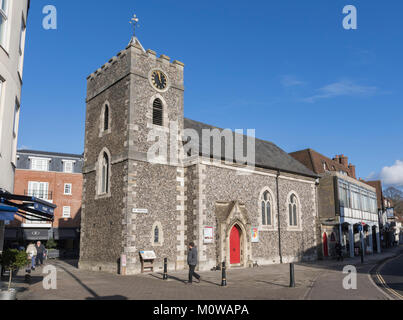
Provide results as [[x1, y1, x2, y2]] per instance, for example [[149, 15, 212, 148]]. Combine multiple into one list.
[[0, 205, 18, 221], [0, 191, 56, 222]]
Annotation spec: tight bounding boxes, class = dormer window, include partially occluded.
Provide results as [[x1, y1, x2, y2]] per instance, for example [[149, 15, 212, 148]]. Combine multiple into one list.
[[30, 157, 50, 172], [62, 160, 75, 173]]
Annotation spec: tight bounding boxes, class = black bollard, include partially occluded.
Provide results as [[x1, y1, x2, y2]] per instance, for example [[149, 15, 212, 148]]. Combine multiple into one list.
[[221, 261, 227, 287], [289, 263, 295, 288], [163, 258, 168, 280]]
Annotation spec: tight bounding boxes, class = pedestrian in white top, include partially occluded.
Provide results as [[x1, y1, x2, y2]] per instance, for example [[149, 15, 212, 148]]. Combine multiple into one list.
[[26, 242, 37, 271]]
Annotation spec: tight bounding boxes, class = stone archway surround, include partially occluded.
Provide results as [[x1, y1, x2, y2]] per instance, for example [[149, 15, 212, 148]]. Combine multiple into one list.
[[216, 201, 252, 269]]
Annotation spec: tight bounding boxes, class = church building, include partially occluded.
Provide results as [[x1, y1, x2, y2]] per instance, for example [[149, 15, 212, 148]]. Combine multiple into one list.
[[79, 30, 320, 274]]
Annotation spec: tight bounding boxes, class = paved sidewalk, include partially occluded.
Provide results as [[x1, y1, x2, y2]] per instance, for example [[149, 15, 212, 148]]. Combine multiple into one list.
[[14, 246, 402, 300]]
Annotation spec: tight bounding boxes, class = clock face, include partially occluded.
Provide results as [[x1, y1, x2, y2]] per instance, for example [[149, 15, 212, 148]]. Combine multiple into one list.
[[151, 70, 168, 90]]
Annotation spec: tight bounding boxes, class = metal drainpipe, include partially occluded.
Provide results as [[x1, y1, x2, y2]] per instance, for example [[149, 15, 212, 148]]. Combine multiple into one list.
[[276, 170, 283, 264]]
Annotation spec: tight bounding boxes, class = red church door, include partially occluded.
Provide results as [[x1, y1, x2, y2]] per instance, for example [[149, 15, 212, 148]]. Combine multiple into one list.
[[323, 233, 329, 257], [230, 225, 241, 264]]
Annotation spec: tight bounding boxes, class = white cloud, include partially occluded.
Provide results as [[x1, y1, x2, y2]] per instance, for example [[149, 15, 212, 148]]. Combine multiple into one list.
[[281, 75, 306, 88], [302, 80, 378, 103], [379, 160, 403, 187]]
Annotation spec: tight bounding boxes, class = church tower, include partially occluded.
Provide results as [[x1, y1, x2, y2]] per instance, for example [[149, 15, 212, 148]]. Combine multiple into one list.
[[79, 20, 186, 274]]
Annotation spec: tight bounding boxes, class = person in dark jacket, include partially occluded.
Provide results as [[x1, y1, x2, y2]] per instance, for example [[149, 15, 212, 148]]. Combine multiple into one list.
[[187, 242, 201, 284], [35, 241, 46, 266]]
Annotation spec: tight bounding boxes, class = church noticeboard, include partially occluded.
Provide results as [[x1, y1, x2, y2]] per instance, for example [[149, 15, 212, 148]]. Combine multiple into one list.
[[251, 227, 259, 243], [203, 227, 214, 244], [140, 251, 156, 260]]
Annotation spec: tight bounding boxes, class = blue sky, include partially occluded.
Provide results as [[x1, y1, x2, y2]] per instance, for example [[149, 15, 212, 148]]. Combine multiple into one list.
[[19, 0, 403, 187]]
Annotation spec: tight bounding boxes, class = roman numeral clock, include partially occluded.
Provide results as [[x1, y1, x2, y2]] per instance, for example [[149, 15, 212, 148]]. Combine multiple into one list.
[[149, 69, 170, 92]]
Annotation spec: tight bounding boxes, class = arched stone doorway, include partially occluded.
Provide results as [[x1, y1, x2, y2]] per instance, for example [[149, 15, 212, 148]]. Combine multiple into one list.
[[215, 201, 252, 269]]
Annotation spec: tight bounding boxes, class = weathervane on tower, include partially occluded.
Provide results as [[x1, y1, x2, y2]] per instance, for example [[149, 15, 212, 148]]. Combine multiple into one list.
[[130, 14, 139, 38], [128, 13, 146, 51]]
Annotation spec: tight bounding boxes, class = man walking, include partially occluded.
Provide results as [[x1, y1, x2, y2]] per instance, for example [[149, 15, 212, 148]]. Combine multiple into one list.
[[187, 242, 201, 284], [35, 241, 46, 267]]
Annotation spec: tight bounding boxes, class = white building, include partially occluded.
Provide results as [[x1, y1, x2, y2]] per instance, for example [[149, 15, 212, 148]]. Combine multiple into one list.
[[0, 0, 30, 253]]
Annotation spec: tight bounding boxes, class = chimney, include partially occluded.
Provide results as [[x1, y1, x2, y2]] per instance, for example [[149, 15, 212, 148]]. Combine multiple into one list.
[[339, 155, 348, 167], [348, 164, 356, 179], [333, 155, 340, 162]]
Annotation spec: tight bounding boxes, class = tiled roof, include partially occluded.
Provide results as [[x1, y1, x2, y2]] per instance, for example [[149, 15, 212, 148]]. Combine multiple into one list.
[[289, 149, 355, 178], [184, 118, 317, 178]]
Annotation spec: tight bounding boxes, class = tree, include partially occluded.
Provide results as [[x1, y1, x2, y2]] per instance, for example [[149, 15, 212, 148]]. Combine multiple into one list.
[[384, 186, 403, 217], [0, 249, 29, 291], [46, 238, 57, 249]]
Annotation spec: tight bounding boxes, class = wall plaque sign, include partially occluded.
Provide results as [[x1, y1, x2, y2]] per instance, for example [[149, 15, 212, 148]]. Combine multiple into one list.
[[132, 208, 148, 214]]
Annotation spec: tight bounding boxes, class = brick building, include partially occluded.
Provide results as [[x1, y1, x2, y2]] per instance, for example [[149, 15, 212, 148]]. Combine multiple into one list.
[[290, 149, 380, 259], [79, 34, 320, 275], [5, 150, 83, 253]]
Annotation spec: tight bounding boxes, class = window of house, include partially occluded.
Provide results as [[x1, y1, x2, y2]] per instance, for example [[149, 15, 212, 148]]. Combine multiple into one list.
[[18, 15, 26, 75], [13, 100, 20, 137], [338, 181, 350, 208], [30, 157, 50, 171], [152, 98, 163, 126], [288, 194, 298, 227], [0, 0, 8, 49], [261, 190, 272, 226], [64, 183, 72, 195], [63, 160, 74, 173], [28, 181, 49, 200], [62, 206, 71, 218], [100, 152, 109, 194]]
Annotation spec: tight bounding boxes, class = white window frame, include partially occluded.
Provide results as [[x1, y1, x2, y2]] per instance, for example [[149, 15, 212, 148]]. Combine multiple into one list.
[[62, 160, 75, 173], [28, 181, 49, 200], [18, 14, 26, 77], [0, 78, 4, 155], [0, 0, 9, 50], [29, 157, 51, 172], [64, 183, 72, 195], [62, 206, 71, 218], [12, 100, 20, 137]]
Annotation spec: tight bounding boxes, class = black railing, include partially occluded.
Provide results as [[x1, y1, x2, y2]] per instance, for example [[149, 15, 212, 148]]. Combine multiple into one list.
[[24, 190, 53, 200]]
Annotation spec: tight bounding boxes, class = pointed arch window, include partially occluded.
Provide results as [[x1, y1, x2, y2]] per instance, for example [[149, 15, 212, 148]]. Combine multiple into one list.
[[288, 194, 298, 227], [152, 98, 163, 126], [101, 152, 109, 194], [261, 190, 272, 226], [103, 104, 109, 131], [154, 226, 159, 244]]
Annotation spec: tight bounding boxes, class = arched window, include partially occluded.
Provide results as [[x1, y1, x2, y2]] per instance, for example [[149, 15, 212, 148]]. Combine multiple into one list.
[[261, 190, 272, 226], [101, 152, 109, 194], [103, 104, 109, 131], [152, 98, 163, 126], [288, 194, 298, 227], [154, 226, 159, 244]]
